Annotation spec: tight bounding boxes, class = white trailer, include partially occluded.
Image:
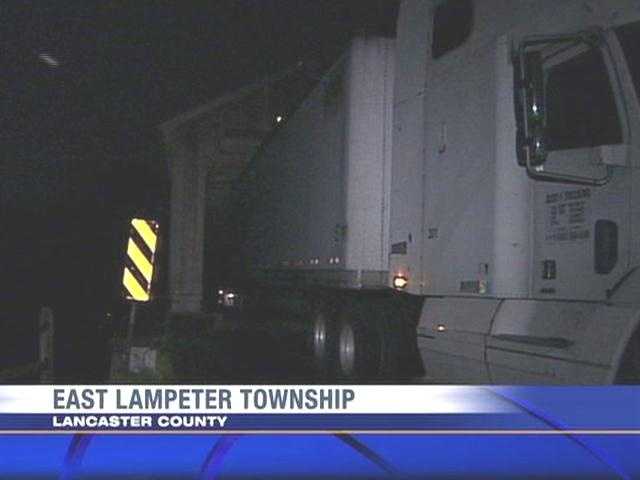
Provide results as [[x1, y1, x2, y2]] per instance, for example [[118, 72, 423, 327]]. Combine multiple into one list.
[[231, 35, 418, 379], [236, 35, 395, 289], [232, 0, 640, 384]]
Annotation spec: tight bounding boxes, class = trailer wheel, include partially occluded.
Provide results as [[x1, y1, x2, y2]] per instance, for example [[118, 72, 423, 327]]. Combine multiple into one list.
[[337, 305, 384, 380], [615, 326, 640, 384], [311, 309, 338, 378]]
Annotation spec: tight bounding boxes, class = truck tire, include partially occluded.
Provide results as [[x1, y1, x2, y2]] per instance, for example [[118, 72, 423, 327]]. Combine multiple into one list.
[[615, 326, 640, 384], [334, 294, 423, 381], [311, 308, 338, 378], [336, 302, 385, 380]]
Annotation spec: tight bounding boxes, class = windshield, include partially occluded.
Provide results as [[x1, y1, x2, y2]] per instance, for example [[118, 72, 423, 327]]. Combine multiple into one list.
[[616, 20, 640, 99]]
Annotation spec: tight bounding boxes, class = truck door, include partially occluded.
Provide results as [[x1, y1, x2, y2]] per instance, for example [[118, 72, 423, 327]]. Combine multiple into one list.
[[487, 23, 640, 383], [516, 29, 634, 301]]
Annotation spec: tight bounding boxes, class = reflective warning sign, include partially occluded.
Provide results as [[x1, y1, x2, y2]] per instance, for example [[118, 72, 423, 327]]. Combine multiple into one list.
[[122, 218, 159, 302]]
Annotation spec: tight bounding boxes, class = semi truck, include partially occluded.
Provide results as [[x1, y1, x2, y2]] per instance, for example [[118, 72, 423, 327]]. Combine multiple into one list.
[[228, 0, 640, 384]]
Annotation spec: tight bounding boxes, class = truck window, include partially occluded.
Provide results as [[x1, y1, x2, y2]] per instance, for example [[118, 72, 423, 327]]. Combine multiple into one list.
[[545, 47, 622, 151], [615, 20, 640, 100], [432, 0, 473, 59]]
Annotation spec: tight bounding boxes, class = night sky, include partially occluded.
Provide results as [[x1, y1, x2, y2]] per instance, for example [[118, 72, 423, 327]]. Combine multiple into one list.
[[3, 1, 398, 208], [1, 1, 399, 378]]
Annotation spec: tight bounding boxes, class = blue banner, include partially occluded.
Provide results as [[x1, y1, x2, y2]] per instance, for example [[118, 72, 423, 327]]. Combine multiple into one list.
[[0, 386, 638, 478]]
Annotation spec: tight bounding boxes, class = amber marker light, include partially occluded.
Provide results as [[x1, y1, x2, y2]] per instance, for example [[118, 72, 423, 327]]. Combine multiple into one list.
[[392, 274, 408, 290]]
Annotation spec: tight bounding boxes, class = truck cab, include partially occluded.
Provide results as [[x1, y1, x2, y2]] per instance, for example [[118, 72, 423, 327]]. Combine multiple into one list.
[[391, 0, 640, 383]]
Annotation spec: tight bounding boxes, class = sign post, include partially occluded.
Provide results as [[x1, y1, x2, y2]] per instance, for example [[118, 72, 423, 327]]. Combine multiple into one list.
[[126, 303, 138, 350], [38, 307, 55, 382]]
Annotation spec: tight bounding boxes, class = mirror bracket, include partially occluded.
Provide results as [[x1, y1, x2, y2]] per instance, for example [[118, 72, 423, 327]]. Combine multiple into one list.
[[515, 30, 611, 187]]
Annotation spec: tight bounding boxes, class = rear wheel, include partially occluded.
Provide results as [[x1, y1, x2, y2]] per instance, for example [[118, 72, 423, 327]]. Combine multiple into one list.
[[311, 308, 338, 378], [336, 294, 424, 381], [337, 303, 385, 380], [338, 319, 357, 377], [615, 326, 640, 384]]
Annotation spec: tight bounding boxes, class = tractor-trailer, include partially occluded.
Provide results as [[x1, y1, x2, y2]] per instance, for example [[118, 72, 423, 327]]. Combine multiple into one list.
[[230, 0, 640, 384]]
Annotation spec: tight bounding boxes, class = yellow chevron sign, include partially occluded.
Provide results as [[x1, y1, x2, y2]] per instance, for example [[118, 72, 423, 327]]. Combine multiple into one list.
[[122, 218, 159, 302]]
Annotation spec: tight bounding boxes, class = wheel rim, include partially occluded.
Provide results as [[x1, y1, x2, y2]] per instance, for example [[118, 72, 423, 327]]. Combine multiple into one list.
[[313, 313, 327, 359], [339, 322, 356, 376]]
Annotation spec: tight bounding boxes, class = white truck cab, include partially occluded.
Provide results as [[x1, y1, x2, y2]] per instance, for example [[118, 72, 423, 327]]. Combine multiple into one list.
[[390, 0, 640, 383]]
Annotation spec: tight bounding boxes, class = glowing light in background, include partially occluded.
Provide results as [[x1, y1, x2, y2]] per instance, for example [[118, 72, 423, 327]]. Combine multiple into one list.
[[38, 53, 60, 68]]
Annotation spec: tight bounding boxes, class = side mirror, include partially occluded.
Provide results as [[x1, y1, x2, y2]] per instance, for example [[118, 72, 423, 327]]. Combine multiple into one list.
[[516, 49, 547, 167], [514, 29, 612, 186]]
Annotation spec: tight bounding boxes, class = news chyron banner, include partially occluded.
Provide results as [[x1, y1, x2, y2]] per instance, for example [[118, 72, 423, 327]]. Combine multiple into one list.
[[0, 386, 639, 478]]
